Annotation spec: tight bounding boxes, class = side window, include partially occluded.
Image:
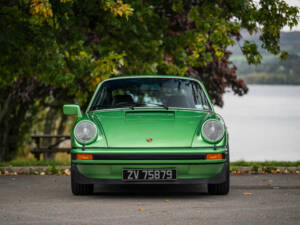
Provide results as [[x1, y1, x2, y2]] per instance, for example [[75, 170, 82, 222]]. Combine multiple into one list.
[[192, 82, 210, 110], [199, 88, 210, 110]]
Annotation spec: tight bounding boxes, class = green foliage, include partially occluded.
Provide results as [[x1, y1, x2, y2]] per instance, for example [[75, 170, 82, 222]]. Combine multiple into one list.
[[263, 166, 277, 173], [0, 0, 299, 161], [1, 0, 298, 100], [251, 164, 259, 172], [45, 165, 60, 174], [242, 41, 263, 64]]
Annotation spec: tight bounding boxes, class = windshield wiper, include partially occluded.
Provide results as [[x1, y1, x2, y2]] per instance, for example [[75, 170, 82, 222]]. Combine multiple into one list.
[[90, 103, 169, 111]]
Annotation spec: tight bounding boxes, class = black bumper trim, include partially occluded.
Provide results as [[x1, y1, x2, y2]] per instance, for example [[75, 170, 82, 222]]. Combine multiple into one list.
[[71, 161, 229, 185], [72, 146, 226, 150], [74, 162, 225, 165], [72, 153, 226, 160]]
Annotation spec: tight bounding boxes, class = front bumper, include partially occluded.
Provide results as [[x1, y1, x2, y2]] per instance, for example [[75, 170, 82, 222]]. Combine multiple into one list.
[[72, 162, 228, 184], [71, 149, 229, 185]]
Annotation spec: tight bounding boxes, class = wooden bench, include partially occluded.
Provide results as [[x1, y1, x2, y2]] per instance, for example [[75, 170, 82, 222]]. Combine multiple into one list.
[[31, 135, 71, 160]]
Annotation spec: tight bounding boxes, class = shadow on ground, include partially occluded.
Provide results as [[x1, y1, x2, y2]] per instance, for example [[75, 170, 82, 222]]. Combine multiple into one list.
[[91, 184, 210, 199]]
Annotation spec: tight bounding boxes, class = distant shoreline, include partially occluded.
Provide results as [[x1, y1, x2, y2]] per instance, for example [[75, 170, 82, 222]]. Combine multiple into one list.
[[245, 82, 300, 86], [240, 73, 300, 85]]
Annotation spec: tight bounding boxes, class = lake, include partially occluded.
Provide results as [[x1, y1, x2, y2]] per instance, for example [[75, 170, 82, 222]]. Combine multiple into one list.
[[216, 85, 300, 161]]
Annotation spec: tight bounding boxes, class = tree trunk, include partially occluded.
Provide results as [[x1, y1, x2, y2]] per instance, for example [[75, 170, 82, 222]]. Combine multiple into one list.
[[0, 93, 28, 161], [57, 114, 67, 135]]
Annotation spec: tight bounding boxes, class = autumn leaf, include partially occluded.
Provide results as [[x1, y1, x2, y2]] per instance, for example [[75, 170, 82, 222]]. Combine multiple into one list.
[[30, 0, 53, 18], [64, 169, 71, 176], [104, 0, 133, 20]]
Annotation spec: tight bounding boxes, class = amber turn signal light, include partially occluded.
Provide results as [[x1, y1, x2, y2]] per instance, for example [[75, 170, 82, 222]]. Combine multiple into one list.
[[76, 153, 93, 160], [206, 153, 223, 160]]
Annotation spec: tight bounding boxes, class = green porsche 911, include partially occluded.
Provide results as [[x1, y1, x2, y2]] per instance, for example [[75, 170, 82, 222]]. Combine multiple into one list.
[[63, 75, 229, 195]]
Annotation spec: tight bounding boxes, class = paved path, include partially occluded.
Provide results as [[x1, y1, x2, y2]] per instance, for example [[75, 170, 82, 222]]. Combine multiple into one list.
[[0, 175, 299, 225]]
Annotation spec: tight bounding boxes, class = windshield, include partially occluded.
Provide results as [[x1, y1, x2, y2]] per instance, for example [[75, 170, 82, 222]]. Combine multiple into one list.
[[89, 77, 211, 111]]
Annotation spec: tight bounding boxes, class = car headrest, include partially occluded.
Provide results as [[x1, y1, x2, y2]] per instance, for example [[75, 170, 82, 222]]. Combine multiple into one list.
[[166, 95, 191, 108], [112, 95, 134, 105]]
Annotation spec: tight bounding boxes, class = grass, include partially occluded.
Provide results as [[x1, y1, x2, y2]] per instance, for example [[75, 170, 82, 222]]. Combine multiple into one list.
[[0, 160, 299, 167], [0, 152, 72, 167], [0, 160, 70, 167], [230, 160, 300, 167]]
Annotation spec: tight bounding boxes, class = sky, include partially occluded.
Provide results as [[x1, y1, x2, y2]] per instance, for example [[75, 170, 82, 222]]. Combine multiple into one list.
[[282, 0, 300, 31]]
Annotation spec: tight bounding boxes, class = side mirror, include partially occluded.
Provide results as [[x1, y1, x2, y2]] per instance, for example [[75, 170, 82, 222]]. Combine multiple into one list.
[[63, 104, 82, 118]]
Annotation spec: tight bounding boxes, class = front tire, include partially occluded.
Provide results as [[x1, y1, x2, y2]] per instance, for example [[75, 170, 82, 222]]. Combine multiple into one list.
[[71, 175, 93, 195], [208, 164, 230, 195]]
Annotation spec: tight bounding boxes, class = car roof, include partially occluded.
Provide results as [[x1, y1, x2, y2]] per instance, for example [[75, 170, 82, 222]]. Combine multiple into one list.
[[105, 75, 201, 83]]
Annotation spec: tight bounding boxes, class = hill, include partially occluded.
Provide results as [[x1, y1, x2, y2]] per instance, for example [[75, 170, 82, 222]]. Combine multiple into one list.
[[230, 31, 300, 84]]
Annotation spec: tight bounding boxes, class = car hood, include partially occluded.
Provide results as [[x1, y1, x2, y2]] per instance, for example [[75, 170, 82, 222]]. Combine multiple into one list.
[[91, 109, 210, 148]]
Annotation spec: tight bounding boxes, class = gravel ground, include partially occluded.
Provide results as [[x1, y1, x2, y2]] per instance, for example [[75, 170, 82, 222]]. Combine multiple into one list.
[[0, 174, 299, 225]]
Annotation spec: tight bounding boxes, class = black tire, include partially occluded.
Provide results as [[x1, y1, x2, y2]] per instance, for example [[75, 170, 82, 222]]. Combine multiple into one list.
[[208, 165, 230, 195], [71, 175, 93, 195]]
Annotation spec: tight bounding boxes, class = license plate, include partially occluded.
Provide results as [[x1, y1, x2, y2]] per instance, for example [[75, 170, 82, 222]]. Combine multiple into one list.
[[123, 169, 176, 181]]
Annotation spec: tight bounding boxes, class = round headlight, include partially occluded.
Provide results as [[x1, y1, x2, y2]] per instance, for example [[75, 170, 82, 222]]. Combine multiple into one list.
[[74, 121, 97, 144], [201, 120, 224, 143]]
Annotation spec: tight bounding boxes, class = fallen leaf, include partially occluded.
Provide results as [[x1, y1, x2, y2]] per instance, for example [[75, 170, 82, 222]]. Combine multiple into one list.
[[64, 169, 71, 176], [164, 200, 169, 203], [138, 208, 144, 211], [40, 172, 45, 176], [243, 192, 252, 196], [272, 186, 280, 189]]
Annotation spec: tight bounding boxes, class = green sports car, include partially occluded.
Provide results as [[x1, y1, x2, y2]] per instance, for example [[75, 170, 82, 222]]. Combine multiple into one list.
[[63, 75, 229, 195]]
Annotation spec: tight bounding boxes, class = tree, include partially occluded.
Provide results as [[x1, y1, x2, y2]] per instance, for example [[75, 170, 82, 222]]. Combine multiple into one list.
[[0, 0, 299, 161]]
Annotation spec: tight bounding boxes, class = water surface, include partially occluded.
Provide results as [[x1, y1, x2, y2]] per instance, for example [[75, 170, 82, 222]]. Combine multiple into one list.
[[216, 85, 300, 161]]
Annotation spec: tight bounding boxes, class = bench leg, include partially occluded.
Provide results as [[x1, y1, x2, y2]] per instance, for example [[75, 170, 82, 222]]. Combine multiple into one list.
[[44, 152, 56, 161], [33, 153, 40, 161]]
